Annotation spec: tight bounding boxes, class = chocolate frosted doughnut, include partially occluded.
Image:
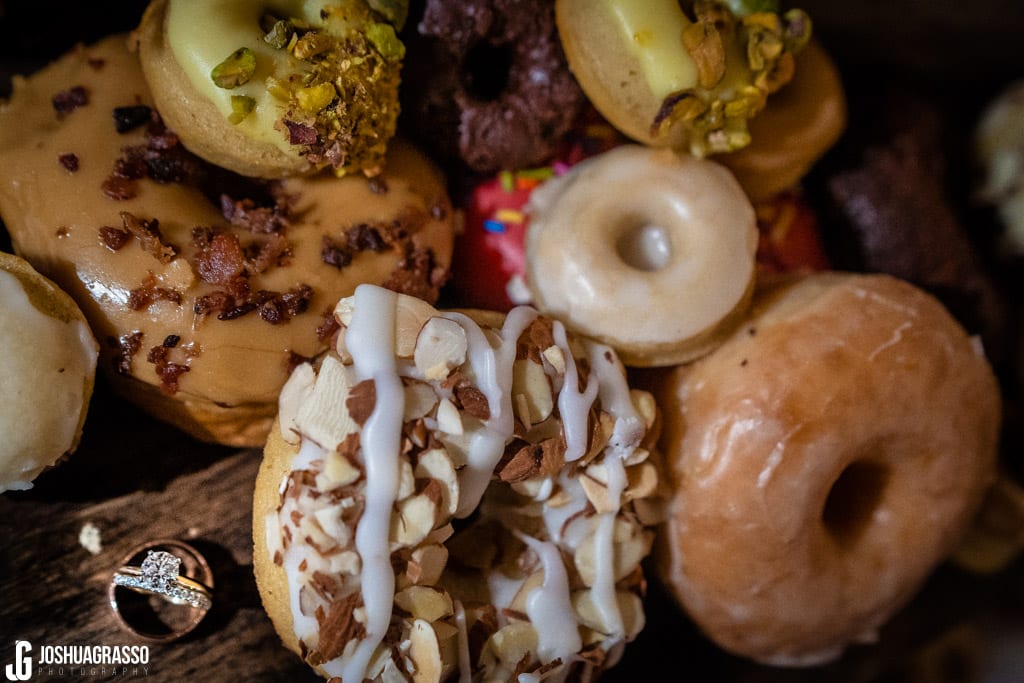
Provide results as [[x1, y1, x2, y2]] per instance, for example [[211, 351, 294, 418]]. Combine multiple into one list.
[[403, 0, 585, 173]]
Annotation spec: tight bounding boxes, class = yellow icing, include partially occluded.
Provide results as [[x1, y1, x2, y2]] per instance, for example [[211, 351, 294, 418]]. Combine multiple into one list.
[[166, 0, 330, 153], [603, 0, 697, 100]]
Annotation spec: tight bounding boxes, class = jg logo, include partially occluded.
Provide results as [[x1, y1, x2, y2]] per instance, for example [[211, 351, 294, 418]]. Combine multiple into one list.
[[4, 641, 31, 682]]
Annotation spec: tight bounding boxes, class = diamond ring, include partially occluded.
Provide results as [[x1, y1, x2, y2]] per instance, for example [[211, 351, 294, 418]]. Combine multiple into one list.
[[109, 539, 215, 642]]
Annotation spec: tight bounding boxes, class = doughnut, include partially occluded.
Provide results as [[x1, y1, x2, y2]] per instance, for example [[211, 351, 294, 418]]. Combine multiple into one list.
[[253, 285, 665, 681], [401, 0, 585, 173], [137, 0, 406, 178], [0, 36, 454, 446], [718, 40, 847, 203], [653, 272, 1001, 665], [0, 252, 98, 493], [974, 79, 1024, 253], [555, 0, 811, 156], [450, 112, 625, 312], [525, 145, 758, 367]]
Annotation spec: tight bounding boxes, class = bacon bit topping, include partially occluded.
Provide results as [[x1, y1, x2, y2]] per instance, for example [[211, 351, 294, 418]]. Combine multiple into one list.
[[259, 285, 314, 324], [146, 345, 191, 395], [220, 194, 289, 234], [52, 86, 88, 116], [285, 120, 318, 145], [321, 236, 351, 270], [58, 153, 79, 172], [55, 227, 69, 239], [383, 244, 447, 302], [346, 223, 387, 252], [247, 232, 292, 273], [196, 232, 247, 284], [99, 226, 131, 251], [128, 272, 183, 310], [163, 335, 181, 348], [315, 307, 341, 341], [112, 105, 153, 133], [346, 379, 376, 425], [102, 176, 137, 200], [367, 176, 388, 195], [112, 331, 144, 375], [120, 211, 178, 263]]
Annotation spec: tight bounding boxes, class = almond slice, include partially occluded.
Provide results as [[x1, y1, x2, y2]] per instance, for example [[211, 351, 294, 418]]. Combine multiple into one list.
[[395, 586, 454, 622], [415, 449, 460, 517], [293, 354, 358, 451], [415, 317, 468, 381]]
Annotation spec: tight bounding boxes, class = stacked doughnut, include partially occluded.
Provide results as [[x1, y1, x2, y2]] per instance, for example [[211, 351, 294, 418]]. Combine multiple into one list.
[[0, 3, 455, 446], [254, 286, 664, 681]]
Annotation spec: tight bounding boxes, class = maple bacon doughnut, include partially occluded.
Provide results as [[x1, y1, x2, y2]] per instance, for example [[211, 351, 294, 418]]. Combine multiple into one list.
[[0, 36, 454, 446], [526, 145, 758, 367], [655, 272, 1001, 665], [254, 286, 665, 681]]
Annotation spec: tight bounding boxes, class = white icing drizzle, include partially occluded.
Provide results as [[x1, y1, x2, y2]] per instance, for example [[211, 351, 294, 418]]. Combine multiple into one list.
[[552, 321, 599, 462], [518, 534, 583, 664], [444, 307, 538, 517], [333, 285, 406, 682], [453, 600, 472, 683], [591, 460, 627, 639]]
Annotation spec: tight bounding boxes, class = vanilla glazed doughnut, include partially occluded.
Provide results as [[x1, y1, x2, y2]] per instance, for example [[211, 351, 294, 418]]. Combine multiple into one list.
[[654, 272, 1001, 665], [526, 145, 758, 367], [0, 253, 98, 493], [402, 0, 585, 173], [253, 285, 665, 681], [0, 36, 454, 446], [137, 0, 406, 178]]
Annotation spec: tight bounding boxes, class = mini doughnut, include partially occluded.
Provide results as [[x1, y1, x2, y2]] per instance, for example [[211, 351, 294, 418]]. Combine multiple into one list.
[[0, 253, 98, 493], [254, 286, 665, 680], [137, 0, 406, 178], [555, 0, 810, 156], [654, 272, 1001, 665], [0, 36, 453, 446], [719, 40, 847, 203], [526, 145, 758, 367], [403, 0, 585, 173]]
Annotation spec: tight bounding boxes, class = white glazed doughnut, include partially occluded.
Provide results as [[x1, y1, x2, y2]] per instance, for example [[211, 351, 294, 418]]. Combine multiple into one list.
[[253, 286, 665, 681], [0, 252, 98, 493], [526, 145, 758, 367], [654, 272, 1001, 666]]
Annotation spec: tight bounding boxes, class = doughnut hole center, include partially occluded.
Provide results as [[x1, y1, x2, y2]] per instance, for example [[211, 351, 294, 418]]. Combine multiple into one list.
[[462, 41, 513, 102], [822, 460, 890, 547], [615, 220, 673, 271]]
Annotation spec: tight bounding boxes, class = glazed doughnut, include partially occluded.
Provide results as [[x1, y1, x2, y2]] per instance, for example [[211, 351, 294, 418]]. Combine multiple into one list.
[[0, 36, 453, 446], [526, 145, 758, 367], [402, 0, 585, 173], [654, 272, 1001, 665], [0, 253, 98, 493], [555, 0, 810, 156], [137, 0, 406, 178], [718, 40, 847, 203], [254, 285, 665, 680]]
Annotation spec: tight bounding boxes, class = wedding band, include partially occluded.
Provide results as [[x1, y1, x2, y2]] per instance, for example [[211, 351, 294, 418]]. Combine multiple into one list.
[[108, 538, 215, 642]]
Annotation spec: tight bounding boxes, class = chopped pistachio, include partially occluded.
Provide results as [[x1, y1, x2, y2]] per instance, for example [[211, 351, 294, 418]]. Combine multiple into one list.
[[682, 20, 726, 89], [297, 82, 337, 112], [365, 22, 405, 62], [265, 76, 291, 101], [264, 20, 294, 50], [367, 0, 409, 29], [293, 31, 334, 61], [782, 9, 812, 52], [211, 47, 256, 89], [228, 95, 256, 124]]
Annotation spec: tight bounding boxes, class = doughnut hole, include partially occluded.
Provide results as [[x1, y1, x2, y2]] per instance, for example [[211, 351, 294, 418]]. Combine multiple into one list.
[[461, 41, 513, 102], [821, 459, 891, 548], [614, 216, 674, 272]]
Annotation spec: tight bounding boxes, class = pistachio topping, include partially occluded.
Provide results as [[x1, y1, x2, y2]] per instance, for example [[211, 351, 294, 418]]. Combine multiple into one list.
[[228, 95, 256, 124], [652, 0, 812, 156], [210, 47, 256, 89]]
